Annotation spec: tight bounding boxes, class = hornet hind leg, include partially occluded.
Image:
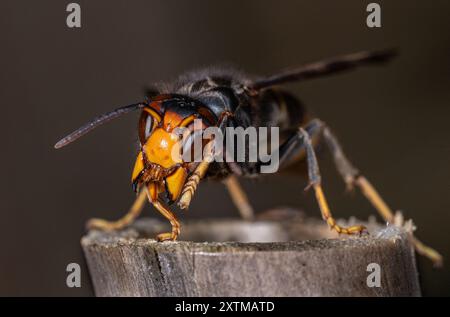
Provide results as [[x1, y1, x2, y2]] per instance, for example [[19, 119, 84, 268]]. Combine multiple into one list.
[[292, 126, 367, 234], [319, 120, 442, 265], [279, 118, 442, 265]]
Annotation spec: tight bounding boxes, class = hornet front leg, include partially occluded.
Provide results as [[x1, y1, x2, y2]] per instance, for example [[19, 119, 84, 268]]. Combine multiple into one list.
[[86, 188, 147, 231], [147, 182, 181, 241], [178, 112, 232, 210]]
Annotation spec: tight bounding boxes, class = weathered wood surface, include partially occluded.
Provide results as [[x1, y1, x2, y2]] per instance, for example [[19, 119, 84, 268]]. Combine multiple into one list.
[[81, 212, 421, 297]]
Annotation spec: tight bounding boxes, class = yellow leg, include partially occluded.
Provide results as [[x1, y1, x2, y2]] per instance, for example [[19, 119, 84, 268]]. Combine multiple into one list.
[[178, 141, 213, 209], [298, 127, 366, 235], [152, 200, 181, 241], [86, 188, 147, 231], [224, 175, 255, 221], [321, 124, 443, 266], [314, 184, 366, 235], [355, 176, 395, 223], [411, 236, 443, 267], [355, 176, 443, 266]]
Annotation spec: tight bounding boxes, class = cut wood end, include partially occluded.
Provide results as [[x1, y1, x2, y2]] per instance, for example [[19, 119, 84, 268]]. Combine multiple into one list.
[[81, 216, 407, 250], [81, 210, 420, 297]]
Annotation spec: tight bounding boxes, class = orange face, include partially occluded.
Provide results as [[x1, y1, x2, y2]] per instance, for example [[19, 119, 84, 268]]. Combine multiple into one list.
[[144, 127, 183, 168], [131, 103, 207, 204]]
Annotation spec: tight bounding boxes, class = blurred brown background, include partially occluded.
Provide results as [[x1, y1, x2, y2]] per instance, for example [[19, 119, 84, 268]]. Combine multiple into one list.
[[1, 0, 449, 296]]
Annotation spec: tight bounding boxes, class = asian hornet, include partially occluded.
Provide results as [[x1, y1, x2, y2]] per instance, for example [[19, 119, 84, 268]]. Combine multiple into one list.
[[55, 49, 442, 266]]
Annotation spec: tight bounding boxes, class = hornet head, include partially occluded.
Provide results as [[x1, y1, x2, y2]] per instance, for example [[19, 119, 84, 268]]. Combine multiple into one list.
[[54, 94, 217, 205]]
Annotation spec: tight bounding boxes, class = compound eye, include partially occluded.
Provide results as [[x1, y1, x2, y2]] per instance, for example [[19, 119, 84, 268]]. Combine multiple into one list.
[[139, 112, 158, 144], [144, 115, 154, 139]]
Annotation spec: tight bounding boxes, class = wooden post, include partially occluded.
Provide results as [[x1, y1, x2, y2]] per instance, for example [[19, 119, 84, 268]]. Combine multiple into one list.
[[81, 213, 421, 296]]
